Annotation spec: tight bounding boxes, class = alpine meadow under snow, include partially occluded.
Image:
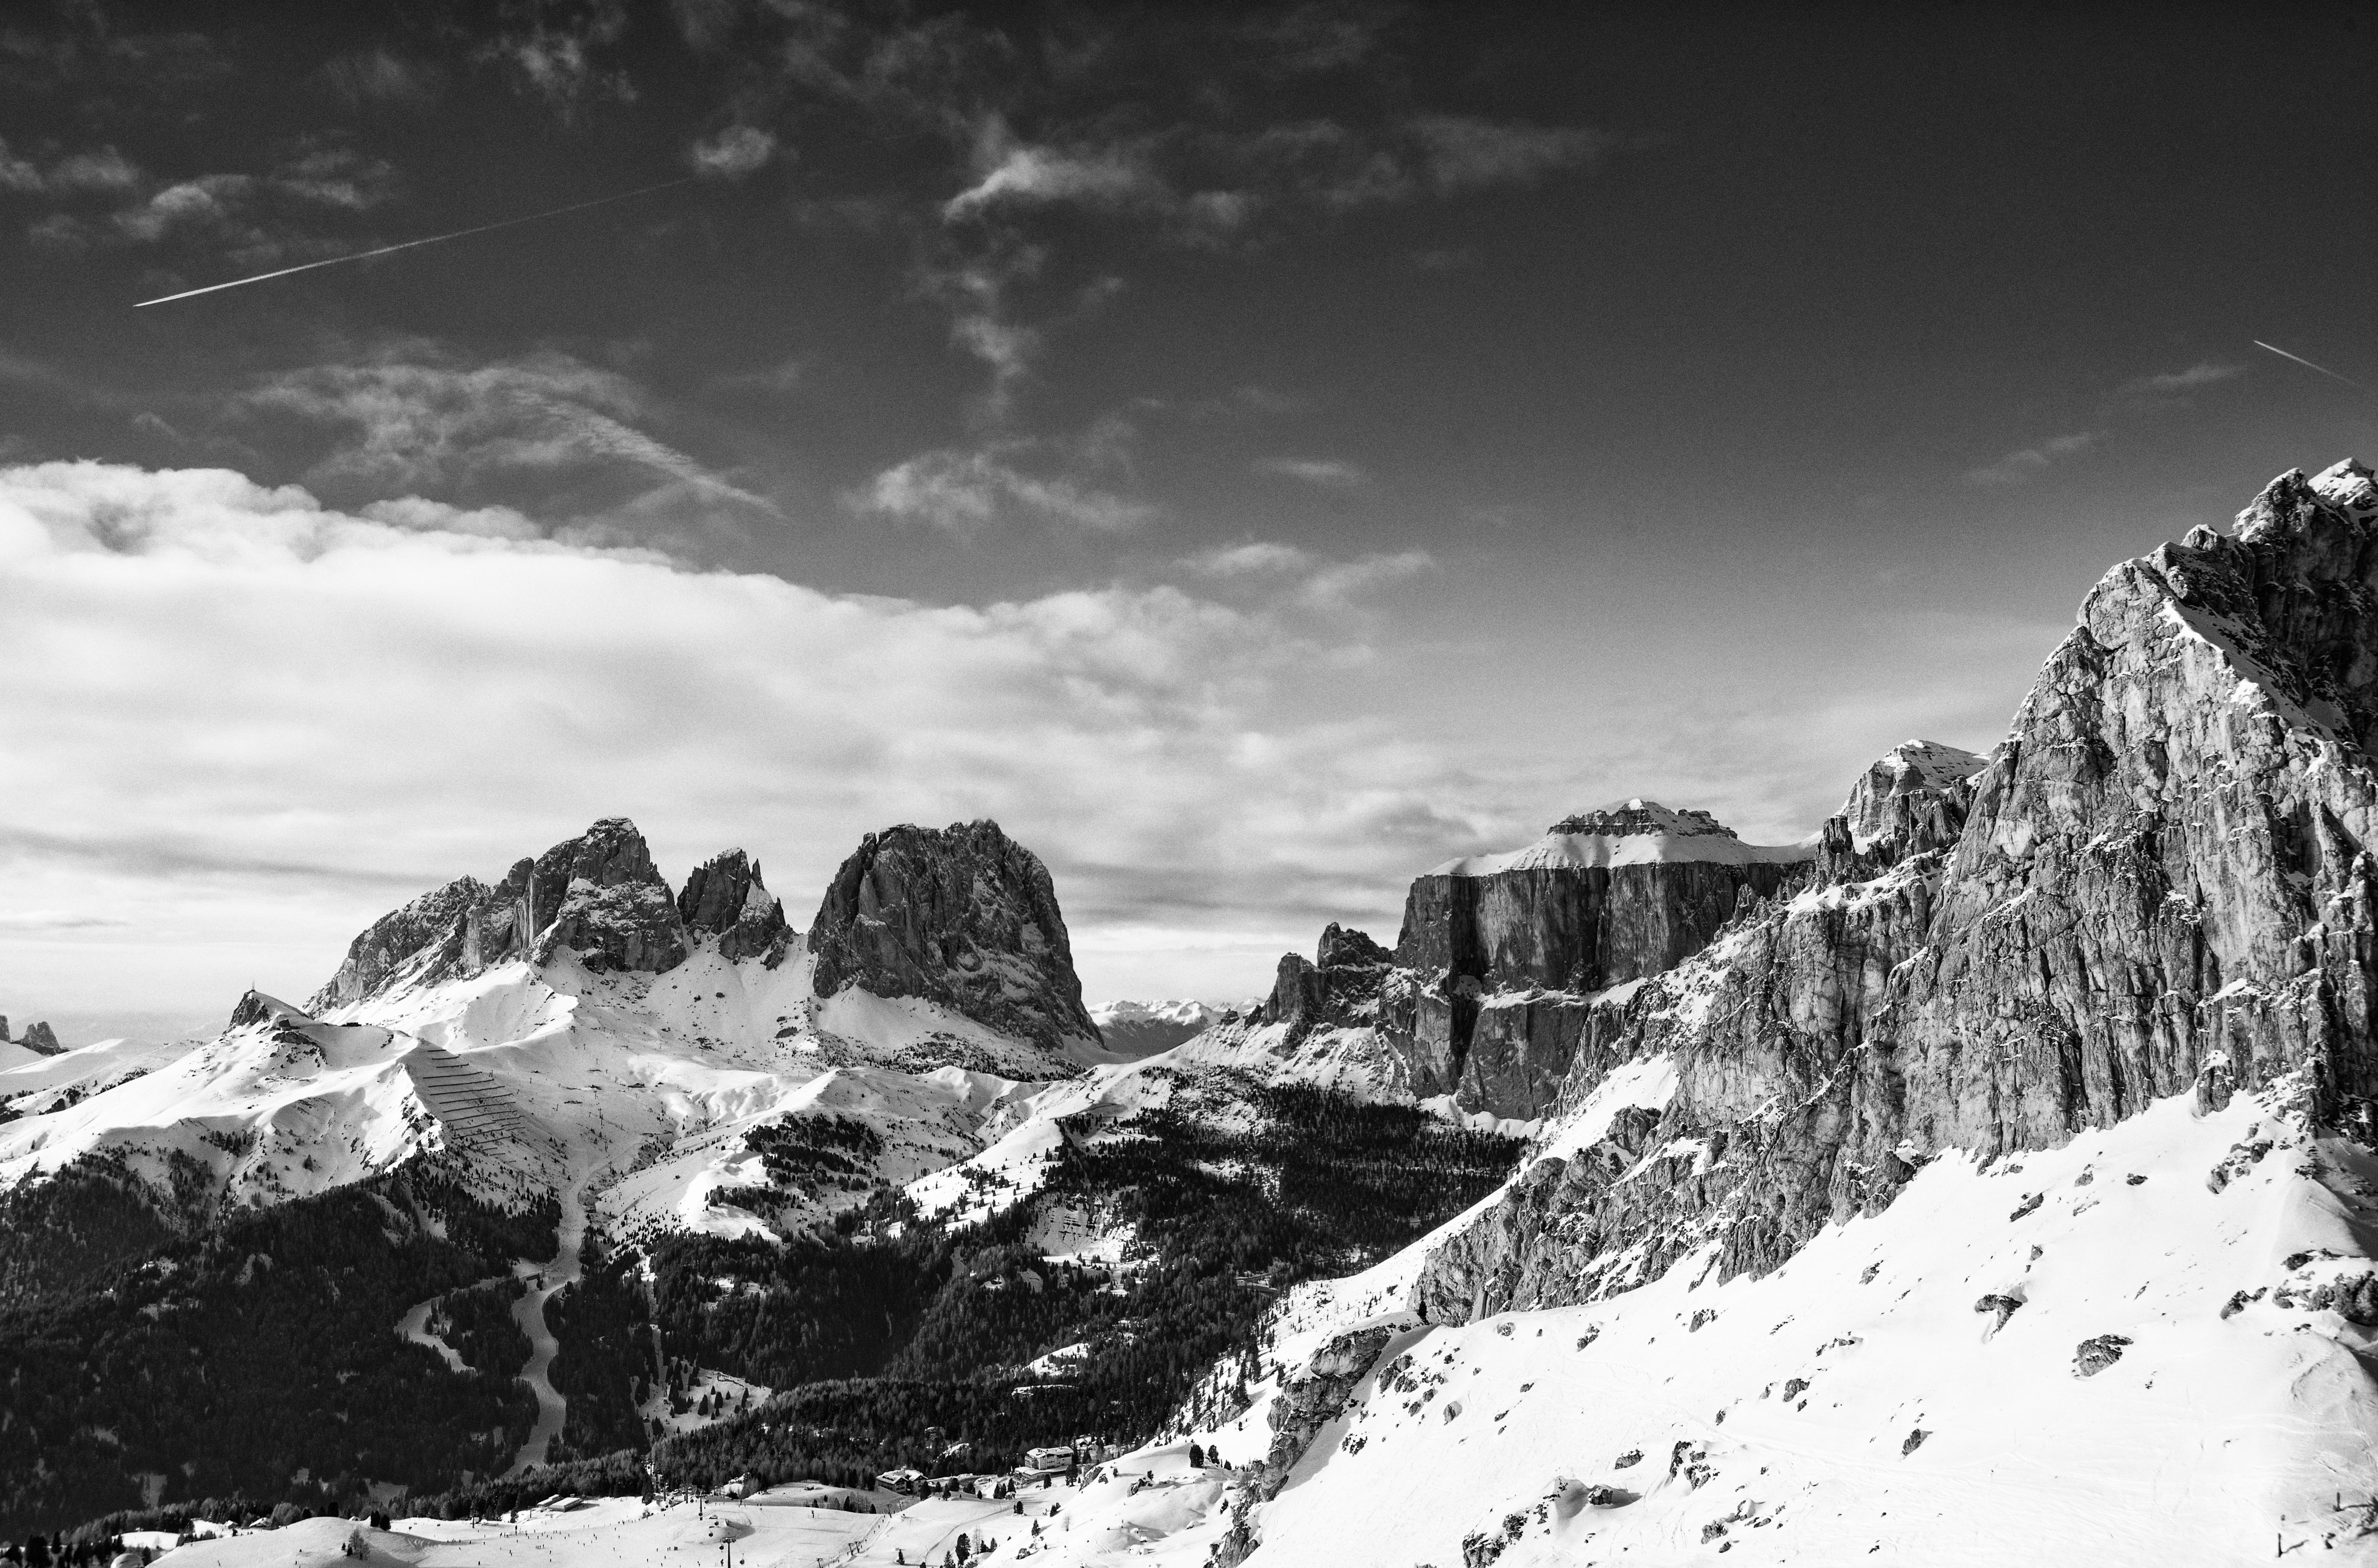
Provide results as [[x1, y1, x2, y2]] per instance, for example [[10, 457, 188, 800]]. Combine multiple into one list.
[[4, 462, 2378, 1565]]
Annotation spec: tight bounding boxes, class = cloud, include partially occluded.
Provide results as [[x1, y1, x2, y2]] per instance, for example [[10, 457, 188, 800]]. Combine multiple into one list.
[[1189, 541, 1316, 576], [2116, 361, 2242, 399], [945, 130, 1156, 217], [0, 139, 142, 196], [1408, 116, 1608, 192], [856, 444, 1153, 537], [0, 459, 1514, 1019], [487, 0, 636, 115], [320, 49, 442, 108], [0, 911, 132, 932], [1184, 540, 1434, 611], [691, 125, 779, 181], [1964, 431, 2098, 487], [1255, 457, 1368, 491], [234, 347, 780, 526], [268, 146, 401, 210], [110, 174, 257, 242], [1296, 549, 1433, 607]]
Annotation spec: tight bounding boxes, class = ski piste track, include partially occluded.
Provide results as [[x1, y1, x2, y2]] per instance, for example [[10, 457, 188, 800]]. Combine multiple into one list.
[[504, 1181, 587, 1478], [401, 1043, 524, 1153]]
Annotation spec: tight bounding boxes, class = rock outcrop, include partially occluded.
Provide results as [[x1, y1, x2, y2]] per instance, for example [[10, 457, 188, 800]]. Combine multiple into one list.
[[676, 848, 794, 966], [807, 820, 1103, 1058], [1258, 923, 1396, 1039], [1415, 459, 2378, 1323], [5, 1019, 63, 1055], [1217, 1317, 1412, 1565]]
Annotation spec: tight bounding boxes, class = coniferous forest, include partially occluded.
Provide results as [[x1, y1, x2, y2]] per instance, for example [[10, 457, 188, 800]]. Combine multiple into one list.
[[10, 1080, 1519, 1545]]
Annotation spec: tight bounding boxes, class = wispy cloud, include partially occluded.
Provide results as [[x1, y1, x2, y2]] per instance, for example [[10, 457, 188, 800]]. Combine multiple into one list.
[[945, 127, 1155, 217], [0, 910, 133, 931], [1189, 540, 1315, 576], [234, 345, 782, 530], [483, 0, 634, 117], [2116, 361, 2242, 399], [1965, 431, 2098, 487], [1408, 116, 1608, 193], [856, 443, 1152, 537], [1256, 457, 1368, 491], [690, 125, 778, 181]]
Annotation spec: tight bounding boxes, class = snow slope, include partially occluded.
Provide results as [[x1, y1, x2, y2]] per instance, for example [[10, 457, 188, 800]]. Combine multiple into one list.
[[1001, 1070, 2378, 1567]]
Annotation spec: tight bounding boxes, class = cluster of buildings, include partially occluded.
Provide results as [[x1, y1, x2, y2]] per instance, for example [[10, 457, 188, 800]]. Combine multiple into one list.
[[875, 1436, 1114, 1498]]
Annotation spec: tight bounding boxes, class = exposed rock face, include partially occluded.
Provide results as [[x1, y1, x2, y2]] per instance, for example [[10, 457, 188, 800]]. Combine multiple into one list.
[[676, 848, 793, 966], [1403, 801, 1808, 993], [1380, 806, 1809, 1117], [1816, 740, 1987, 884], [1415, 460, 2378, 1323], [1205, 808, 1819, 1119], [1214, 1316, 1413, 1566], [521, 817, 689, 974], [1259, 923, 1395, 1038], [312, 818, 693, 1009], [807, 820, 1102, 1058]]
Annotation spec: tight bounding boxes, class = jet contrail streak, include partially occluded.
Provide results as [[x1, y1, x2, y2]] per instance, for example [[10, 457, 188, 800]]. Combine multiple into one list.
[[2254, 339, 2368, 391], [134, 177, 694, 308]]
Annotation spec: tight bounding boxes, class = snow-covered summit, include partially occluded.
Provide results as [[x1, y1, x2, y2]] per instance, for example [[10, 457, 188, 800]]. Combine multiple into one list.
[[1430, 800, 1811, 876], [2312, 456, 2376, 515], [1859, 738, 1987, 795], [1092, 998, 1232, 1058]]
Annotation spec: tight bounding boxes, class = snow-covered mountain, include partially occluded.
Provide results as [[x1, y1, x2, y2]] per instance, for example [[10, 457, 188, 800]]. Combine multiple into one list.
[[1089, 998, 1234, 1058], [0, 815, 1124, 1240]]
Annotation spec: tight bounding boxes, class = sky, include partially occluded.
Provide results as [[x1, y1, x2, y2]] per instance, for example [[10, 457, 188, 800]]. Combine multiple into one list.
[[4, 1, 2377, 1045]]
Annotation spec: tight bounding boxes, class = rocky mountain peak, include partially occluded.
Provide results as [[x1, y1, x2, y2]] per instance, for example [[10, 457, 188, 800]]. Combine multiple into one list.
[[4, 1019, 63, 1055], [2313, 457, 2377, 515], [807, 819, 1102, 1058], [520, 817, 687, 974], [676, 847, 794, 966], [1316, 921, 1394, 970], [1819, 738, 1989, 879], [1547, 800, 1736, 839], [313, 817, 691, 1009]]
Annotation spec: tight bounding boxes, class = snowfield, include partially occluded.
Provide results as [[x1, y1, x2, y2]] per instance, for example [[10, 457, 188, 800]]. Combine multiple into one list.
[[940, 1072, 2378, 1568]]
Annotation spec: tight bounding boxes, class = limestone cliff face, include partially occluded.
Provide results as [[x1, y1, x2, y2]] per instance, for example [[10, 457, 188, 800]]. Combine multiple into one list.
[[1206, 807, 1823, 1119], [1389, 804, 1809, 1117], [311, 817, 700, 1009], [806, 820, 1102, 1058], [1398, 802, 1807, 993], [1415, 460, 2378, 1322]]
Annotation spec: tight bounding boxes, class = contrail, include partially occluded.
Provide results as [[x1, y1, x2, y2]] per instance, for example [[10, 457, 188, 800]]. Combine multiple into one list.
[[134, 177, 693, 308], [2254, 339, 2367, 391]]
